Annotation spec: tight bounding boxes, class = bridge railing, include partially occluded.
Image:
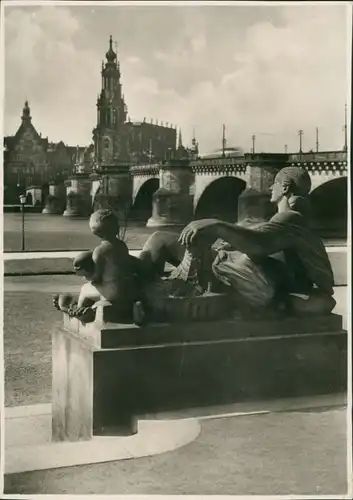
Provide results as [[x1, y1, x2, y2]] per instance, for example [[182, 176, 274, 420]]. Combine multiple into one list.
[[190, 156, 246, 168], [289, 151, 347, 163], [130, 163, 161, 175]]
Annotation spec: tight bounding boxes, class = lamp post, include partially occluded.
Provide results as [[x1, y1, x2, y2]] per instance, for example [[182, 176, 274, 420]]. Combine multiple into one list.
[[19, 193, 27, 251]]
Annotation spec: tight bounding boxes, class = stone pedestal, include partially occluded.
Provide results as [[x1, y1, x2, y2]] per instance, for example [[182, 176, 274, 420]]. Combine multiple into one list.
[[52, 301, 347, 442], [52, 309, 139, 442]]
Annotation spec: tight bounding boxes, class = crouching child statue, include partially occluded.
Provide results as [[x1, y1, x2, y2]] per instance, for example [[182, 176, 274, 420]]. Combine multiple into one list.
[[54, 167, 336, 324]]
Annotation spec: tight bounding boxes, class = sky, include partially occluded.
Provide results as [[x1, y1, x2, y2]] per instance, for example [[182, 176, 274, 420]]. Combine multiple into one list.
[[3, 1, 351, 154]]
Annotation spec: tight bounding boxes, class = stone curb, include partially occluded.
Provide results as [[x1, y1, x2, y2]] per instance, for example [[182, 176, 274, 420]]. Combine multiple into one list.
[[4, 247, 348, 286], [4, 250, 141, 276], [5, 406, 201, 474]]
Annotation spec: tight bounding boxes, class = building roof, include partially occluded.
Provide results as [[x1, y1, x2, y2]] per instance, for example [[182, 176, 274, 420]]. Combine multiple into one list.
[[130, 121, 176, 130], [200, 146, 244, 159]]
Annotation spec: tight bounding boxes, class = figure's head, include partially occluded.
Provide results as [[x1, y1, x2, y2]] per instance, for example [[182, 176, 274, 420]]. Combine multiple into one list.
[[73, 250, 95, 278], [89, 209, 120, 239], [270, 167, 311, 204]]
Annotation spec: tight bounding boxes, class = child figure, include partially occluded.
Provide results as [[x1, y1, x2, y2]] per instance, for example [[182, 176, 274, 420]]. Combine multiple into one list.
[[54, 209, 142, 324]]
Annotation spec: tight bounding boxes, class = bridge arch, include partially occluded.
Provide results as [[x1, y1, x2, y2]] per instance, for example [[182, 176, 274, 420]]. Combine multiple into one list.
[[309, 176, 347, 239], [131, 177, 159, 223], [194, 176, 246, 222], [309, 169, 346, 192]]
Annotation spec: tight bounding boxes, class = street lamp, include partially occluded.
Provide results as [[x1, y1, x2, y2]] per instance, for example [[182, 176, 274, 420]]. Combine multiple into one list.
[[19, 193, 27, 251]]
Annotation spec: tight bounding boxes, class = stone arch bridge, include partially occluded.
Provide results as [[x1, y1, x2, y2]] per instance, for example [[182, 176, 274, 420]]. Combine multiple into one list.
[[46, 150, 347, 237], [128, 151, 347, 230]]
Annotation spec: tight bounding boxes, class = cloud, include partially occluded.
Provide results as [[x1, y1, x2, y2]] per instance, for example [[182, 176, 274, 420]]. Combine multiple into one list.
[[153, 51, 168, 61], [131, 76, 159, 95], [4, 4, 349, 154], [126, 56, 141, 64], [190, 34, 206, 53], [4, 6, 99, 144]]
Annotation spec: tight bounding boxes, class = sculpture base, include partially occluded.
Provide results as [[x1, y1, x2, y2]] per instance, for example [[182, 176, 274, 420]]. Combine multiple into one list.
[[52, 305, 347, 442]]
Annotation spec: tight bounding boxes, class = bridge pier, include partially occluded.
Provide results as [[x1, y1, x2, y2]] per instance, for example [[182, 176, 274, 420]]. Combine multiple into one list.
[[89, 166, 133, 224], [147, 159, 194, 228], [42, 183, 66, 214], [63, 174, 92, 217], [240, 154, 288, 223]]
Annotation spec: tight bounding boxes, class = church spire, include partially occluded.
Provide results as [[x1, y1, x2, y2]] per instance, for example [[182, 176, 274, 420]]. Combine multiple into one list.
[[192, 128, 196, 147], [178, 128, 183, 148], [191, 128, 199, 153], [93, 34, 128, 167], [106, 34, 117, 63], [22, 100, 31, 121]]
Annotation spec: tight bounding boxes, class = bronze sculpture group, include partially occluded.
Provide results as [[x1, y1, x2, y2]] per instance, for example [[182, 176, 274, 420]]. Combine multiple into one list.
[[54, 167, 336, 323]]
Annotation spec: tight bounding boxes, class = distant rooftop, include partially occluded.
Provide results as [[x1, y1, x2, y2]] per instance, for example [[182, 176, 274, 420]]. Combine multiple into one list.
[[200, 146, 244, 159], [130, 121, 176, 129]]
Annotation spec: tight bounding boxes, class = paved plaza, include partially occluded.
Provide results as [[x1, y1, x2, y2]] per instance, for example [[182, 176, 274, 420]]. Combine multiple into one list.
[[4, 406, 347, 495]]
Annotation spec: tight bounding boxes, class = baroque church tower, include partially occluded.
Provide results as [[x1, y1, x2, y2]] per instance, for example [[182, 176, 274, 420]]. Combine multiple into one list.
[[93, 36, 129, 168]]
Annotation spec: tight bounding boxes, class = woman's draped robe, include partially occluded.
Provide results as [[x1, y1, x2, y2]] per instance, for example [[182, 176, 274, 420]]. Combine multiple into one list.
[[140, 210, 335, 313]]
